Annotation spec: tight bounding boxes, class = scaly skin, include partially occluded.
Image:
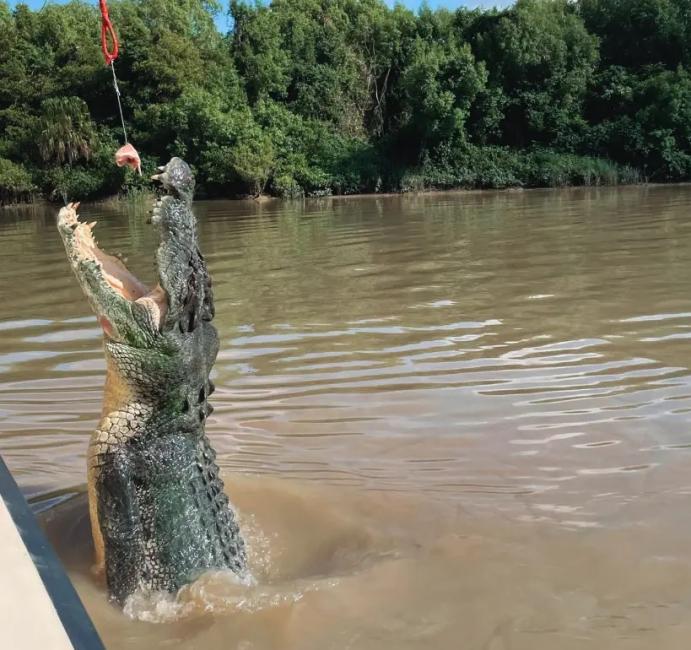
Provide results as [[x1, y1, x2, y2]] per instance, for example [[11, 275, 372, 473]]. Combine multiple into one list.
[[57, 158, 247, 605]]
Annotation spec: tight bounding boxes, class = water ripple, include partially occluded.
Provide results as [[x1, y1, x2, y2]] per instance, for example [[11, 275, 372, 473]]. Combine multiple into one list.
[[3, 189, 691, 525]]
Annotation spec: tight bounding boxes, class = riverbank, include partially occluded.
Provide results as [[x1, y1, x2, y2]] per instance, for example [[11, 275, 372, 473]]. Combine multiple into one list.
[[0, 180, 673, 211], [1, 147, 643, 209], [0, 156, 649, 210]]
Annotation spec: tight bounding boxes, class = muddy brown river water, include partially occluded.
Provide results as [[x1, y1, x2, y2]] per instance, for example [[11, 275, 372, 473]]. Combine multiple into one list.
[[3, 187, 691, 648]]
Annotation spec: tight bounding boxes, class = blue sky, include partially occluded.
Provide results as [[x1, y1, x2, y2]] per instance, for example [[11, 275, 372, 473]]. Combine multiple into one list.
[[7, 1, 514, 32]]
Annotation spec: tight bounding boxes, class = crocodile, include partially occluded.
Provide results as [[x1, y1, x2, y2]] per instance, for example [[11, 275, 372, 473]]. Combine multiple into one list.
[[57, 157, 247, 605]]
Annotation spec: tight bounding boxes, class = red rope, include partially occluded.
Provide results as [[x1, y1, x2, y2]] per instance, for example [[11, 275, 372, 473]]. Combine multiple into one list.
[[99, 0, 119, 66]]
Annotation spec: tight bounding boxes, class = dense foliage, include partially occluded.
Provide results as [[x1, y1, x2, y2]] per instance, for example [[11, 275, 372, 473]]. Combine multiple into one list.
[[3, 0, 691, 203]]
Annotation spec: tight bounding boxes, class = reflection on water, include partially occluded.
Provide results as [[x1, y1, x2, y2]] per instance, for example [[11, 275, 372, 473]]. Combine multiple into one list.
[[4, 187, 691, 647]]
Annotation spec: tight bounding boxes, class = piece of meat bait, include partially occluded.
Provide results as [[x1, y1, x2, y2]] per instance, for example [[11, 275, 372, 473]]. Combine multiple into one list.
[[115, 143, 142, 175]]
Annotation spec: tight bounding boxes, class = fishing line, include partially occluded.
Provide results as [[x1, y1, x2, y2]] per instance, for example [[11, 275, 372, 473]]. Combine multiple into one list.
[[110, 61, 128, 145], [99, 0, 128, 145]]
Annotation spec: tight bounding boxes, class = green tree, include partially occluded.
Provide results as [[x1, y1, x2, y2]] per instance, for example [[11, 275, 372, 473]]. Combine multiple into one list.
[[230, 129, 276, 196], [2, 0, 691, 203], [469, 0, 599, 148], [397, 37, 486, 159], [579, 0, 691, 69], [586, 66, 691, 179], [37, 97, 97, 165], [0, 157, 35, 204]]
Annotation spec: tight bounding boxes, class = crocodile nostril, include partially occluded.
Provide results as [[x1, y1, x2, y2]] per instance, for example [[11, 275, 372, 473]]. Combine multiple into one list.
[[181, 399, 190, 413], [198, 387, 206, 403]]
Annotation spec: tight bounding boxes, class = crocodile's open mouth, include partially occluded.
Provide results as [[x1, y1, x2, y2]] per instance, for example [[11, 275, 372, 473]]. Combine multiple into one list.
[[57, 198, 168, 338], [57, 158, 196, 339], [58, 202, 150, 302], [57, 160, 181, 305]]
